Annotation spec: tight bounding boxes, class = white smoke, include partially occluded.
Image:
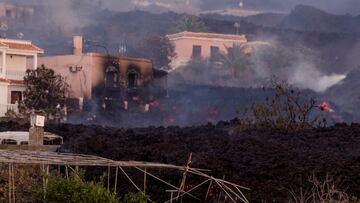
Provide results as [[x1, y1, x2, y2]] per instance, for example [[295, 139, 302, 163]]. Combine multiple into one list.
[[289, 61, 347, 92], [44, 0, 82, 33]]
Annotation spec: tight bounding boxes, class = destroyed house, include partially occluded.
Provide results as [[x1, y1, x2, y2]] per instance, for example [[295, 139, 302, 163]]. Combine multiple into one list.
[[38, 36, 167, 111]]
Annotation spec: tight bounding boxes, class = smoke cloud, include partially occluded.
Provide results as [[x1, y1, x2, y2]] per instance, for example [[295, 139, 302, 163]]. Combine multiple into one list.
[[7, 0, 360, 16]]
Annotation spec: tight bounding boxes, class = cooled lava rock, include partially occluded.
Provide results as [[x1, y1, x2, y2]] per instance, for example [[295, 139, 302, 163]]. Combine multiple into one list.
[[0, 121, 359, 202]]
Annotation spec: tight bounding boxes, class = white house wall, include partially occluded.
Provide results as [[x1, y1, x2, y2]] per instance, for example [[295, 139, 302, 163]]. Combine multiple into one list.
[[0, 83, 9, 116], [4, 55, 27, 80]]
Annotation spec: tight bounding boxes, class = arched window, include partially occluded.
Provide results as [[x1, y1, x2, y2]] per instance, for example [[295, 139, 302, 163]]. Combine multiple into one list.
[[105, 66, 119, 88], [127, 69, 139, 89]]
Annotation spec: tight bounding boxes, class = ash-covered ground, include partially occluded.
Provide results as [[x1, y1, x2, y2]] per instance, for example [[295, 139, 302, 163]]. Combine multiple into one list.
[[66, 84, 356, 128], [1, 120, 359, 202]]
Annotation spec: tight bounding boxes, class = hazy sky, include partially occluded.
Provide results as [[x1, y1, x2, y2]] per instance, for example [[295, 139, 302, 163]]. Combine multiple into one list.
[[6, 0, 360, 15], [100, 0, 360, 15]]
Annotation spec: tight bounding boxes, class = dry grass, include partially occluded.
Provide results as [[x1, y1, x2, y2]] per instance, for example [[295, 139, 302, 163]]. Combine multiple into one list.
[[288, 173, 359, 203]]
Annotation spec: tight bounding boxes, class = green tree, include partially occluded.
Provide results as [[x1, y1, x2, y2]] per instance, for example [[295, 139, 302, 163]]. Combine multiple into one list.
[[172, 14, 208, 33], [138, 35, 176, 69], [41, 172, 120, 203], [23, 65, 68, 115], [220, 45, 251, 78]]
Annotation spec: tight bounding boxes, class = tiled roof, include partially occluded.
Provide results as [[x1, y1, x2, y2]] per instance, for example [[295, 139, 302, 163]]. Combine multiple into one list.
[[0, 39, 43, 53], [0, 78, 24, 84], [167, 31, 247, 41]]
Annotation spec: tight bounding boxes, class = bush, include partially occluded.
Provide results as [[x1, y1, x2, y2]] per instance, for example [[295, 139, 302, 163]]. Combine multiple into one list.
[[41, 172, 119, 203], [121, 192, 148, 203], [238, 78, 324, 131], [288, 173, 360, 203]]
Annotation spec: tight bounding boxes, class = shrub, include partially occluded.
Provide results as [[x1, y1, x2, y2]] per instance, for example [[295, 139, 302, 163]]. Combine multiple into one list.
[[238, 78, 324, 131], [41, 172, 119, 203], [121, 192, 148, 203], [288, 173, 360, 203]]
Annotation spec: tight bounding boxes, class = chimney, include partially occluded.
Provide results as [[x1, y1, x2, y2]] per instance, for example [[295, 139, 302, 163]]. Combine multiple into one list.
[[73, 36, 83, 55]]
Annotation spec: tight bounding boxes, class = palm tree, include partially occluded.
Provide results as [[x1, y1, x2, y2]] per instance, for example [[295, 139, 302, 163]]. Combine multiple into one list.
[[173, 15, 208, 33], [220, 45, 251, 78]]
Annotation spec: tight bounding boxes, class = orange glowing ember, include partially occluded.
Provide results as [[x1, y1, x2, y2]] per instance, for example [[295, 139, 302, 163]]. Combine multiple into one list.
[[132, 96, 140, 101], [320, 101, 334, 112], [149, 100, 159, 107], [185, 184, 194, 190]]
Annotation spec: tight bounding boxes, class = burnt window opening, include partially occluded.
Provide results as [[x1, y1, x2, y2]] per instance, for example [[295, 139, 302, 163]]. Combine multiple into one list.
[[105, 66, 119, 88], [127, 69, 139, 89], [192, 45, 202, 58], [210, 46, 220, 61], [6, 10, 12, 18], [11, 91, 22, 104]]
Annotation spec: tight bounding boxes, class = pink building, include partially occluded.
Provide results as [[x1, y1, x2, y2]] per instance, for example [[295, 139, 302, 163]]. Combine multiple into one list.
[[166, 31, 247, 68], [38, 36, 157, 101]]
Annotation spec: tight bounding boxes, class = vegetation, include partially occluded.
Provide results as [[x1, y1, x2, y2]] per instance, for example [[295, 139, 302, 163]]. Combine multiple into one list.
[[238, 79, 322, 131], [23, 65, 69, 116], [220, 45, 252, 78], [172, 14, 208, 33], [121, 192, 148, 203], [41, 171, 119, 203], [288, 173, 360, 203], [138, 35, 176, 69]]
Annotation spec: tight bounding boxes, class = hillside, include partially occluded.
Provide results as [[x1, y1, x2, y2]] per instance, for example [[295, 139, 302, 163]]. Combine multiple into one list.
[[243, 12, 286, 27], [279, 5, 360, 33]]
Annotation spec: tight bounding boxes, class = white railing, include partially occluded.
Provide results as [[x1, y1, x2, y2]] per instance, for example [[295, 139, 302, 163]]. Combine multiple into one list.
[[0, 104, 19, 117], [5, 69, 26, 80]]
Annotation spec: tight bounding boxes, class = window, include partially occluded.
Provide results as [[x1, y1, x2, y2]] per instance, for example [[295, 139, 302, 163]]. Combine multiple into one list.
[[127, 69, 139, 89], [210, 46, 220, 61], [11, 91, 22, 104], [192, 45, 202, 58], [2, 139, 17, 145], [6, 10, 12, 18], [105, 66, 118, 88]]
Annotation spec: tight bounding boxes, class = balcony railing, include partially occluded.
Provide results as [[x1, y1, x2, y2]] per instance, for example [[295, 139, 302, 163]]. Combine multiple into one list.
[[0, 104, 19, 117], [5, 69, 26, 80]]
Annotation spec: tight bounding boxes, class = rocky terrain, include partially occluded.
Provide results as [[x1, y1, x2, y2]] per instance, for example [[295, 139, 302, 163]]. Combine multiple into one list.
[[0, 120, 359, 202]]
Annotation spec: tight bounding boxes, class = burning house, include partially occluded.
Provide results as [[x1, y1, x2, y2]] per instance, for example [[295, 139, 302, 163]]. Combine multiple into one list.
[[38, 36, 167, 112], [0, 38, 43, 116]]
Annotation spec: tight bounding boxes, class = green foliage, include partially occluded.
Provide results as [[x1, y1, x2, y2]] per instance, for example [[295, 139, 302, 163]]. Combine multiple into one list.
[[41, 172, 120, 203], [24, 65, 68, 115], [172, 14, 208, 33], [220, 45, 252, 78], [121, 192, 148, 203]]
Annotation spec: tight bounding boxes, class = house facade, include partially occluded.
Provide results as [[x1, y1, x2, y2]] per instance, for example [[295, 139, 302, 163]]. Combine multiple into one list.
[[166, 31, 248, 68], [38, 36, 166, 111], [0, 38, 43, 116]]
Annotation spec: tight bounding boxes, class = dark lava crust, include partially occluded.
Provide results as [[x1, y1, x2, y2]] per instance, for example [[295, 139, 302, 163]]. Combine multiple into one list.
[[0, 121, 359, 202]]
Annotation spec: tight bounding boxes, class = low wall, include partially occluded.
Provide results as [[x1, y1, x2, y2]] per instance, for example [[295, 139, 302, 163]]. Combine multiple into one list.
[[0, 104, 18, 117]]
